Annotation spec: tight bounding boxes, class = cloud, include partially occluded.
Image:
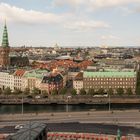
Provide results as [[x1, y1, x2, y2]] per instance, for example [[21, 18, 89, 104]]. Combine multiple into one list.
[[53, 0, 140, 11], [0, 3, 63, 24], [88, 0, 140, 9], [52, 0, 84, 7], [133, 6, 140, 13], [0, 2, 111, 32], [64, 20, 110, 31], [101, 35, 119, 40]]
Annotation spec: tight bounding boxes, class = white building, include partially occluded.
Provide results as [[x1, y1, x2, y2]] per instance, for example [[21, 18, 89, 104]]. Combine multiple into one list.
[[73, 72, 83, 94], [0, 70, 14, 91]]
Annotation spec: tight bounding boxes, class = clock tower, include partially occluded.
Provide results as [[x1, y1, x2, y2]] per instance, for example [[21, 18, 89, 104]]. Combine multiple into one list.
[[0, 22, 10, 67]]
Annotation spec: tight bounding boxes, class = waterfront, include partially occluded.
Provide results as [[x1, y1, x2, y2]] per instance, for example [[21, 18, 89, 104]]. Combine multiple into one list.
[[1, 103, 140, 114]]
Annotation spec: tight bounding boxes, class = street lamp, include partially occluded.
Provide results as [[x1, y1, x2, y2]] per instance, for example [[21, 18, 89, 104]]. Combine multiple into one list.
[[21, 94, 24, 115], [109, 94, 111, 112], [117, 129, 121, 140], [66, 96, 71, 113]]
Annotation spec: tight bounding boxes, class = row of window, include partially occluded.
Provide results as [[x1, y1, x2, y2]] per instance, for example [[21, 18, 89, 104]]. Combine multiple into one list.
[[84, 82, 135, 85], [84, 78, 135, 81], [85, 86, 135, 89]]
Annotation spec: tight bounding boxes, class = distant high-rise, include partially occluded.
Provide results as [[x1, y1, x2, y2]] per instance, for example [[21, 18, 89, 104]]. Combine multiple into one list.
[[0, 22, 10, 67]]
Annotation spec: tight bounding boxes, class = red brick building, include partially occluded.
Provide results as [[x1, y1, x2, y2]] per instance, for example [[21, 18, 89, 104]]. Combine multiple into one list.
[[40, 72, 63, 94]]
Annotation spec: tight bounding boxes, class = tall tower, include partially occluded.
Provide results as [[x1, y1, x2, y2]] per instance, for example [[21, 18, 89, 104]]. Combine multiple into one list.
[[0, 22, 10, 67]]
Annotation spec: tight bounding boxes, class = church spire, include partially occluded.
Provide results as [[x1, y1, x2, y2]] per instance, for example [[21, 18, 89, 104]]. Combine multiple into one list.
[[2, 21, 9, 47]]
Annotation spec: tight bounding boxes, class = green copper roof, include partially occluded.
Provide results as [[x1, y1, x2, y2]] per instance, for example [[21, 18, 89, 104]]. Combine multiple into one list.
[[83, 71, 136, 78], [23, 69, 49, 79], [2, 23, 9, 47]]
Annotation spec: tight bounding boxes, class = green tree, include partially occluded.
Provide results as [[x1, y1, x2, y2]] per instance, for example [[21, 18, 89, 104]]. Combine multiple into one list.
[[71, 88, 77, 95], [126, 88, 133, 95], [136, 71, 140, 95], [51, 89, 58, 95], [41, 90, 48, 96], [32, 87, 40, 95], [13, 88, 22, 95], [0, 88, 3, 95], [23, 88, 30, 95], [80, 88, 86, 95], [97, 88, 104, 95], [59, 88, 67, 95], [107, 88, 114, 95], [116, 88, 124, 96], [3, 87, 11, 95], [88, 88, 95, 95], [136, 86, 140, 95]]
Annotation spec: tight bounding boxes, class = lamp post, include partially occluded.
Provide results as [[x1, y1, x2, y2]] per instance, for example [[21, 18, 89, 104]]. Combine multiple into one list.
[[117, 129, 121, 140], [21, 94, 24, 115], [109, 94, 111, 112], [66, 96, 71, 113]]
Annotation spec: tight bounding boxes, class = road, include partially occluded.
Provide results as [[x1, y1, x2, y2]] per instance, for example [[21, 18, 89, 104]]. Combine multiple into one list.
[[1, 110, 140, 136], [1, 122, 140, 136], [0, 110, 140, 126]]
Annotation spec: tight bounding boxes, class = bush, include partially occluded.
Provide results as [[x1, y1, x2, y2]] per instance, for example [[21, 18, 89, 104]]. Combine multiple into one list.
[[88, 88, 95, 95], [126, 88, 133, 95], [116, 88, 124, 96], [80, 88, 86, 95], [71, 88, 77, 95], [3, 87, 11, 95]]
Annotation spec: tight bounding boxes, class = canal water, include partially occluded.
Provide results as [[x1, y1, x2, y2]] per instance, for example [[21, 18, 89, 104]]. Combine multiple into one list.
[[0, 103, 140, 114]]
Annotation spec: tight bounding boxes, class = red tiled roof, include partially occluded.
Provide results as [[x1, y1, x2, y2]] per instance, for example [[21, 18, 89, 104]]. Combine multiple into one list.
[[33, 60, 93, 70], [14, 69, 26, 77], [75, 72, 83, 80]]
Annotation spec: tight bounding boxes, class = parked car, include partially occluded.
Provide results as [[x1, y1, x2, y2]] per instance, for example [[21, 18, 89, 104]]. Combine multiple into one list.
[[15, 124, 24, 130], [35, 95, 41, 99]]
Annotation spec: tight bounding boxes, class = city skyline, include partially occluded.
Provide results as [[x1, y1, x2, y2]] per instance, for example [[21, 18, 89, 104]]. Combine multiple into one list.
[[0, 0, 140, 47]]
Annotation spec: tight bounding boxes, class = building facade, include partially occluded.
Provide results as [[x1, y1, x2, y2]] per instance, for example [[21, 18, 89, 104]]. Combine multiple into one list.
[[22, 69, 49, 90], [73, 72, 83, 94], [83, 71, 137, 93], [40, 72, 63, 94], [0, 70, 14, 91], [13, 69, 26, 90]]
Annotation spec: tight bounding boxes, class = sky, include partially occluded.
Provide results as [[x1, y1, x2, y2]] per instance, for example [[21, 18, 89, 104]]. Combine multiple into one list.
[[0, 0, 140, 47]]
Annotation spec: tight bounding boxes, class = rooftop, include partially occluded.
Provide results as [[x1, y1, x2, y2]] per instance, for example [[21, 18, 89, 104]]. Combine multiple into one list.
[[23, 69, 49, 79], [14, 69, 26, 77], [75, 72, 83, 80], [83, 71, 136, 78], [7, 122, 46, 140]]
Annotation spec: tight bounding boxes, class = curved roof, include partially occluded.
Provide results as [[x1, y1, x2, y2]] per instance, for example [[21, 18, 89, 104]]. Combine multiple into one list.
[[56, 55, 73, 60]]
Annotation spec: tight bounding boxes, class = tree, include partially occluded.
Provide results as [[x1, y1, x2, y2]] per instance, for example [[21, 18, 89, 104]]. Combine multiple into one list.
[[13, 88, 22, 95], [32, 87, 40, 95], [97, 88, 104, 95], [23, 88, 30, 95], [126, 88, 133, 95], [107, 88, 114, 95], [136, 71, 140, 95], [116, 88, 124, 96], [51, 89, 58, 95], [3, 87, 11, 95], [0, 88, 3, 95], [71, 88, 77, 95], [136, 86, 140, 95], [59, 88, 67, 95], [88, 88, 95, 95], [80, 88, 86, 95], [41, 90, 48, 96]]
